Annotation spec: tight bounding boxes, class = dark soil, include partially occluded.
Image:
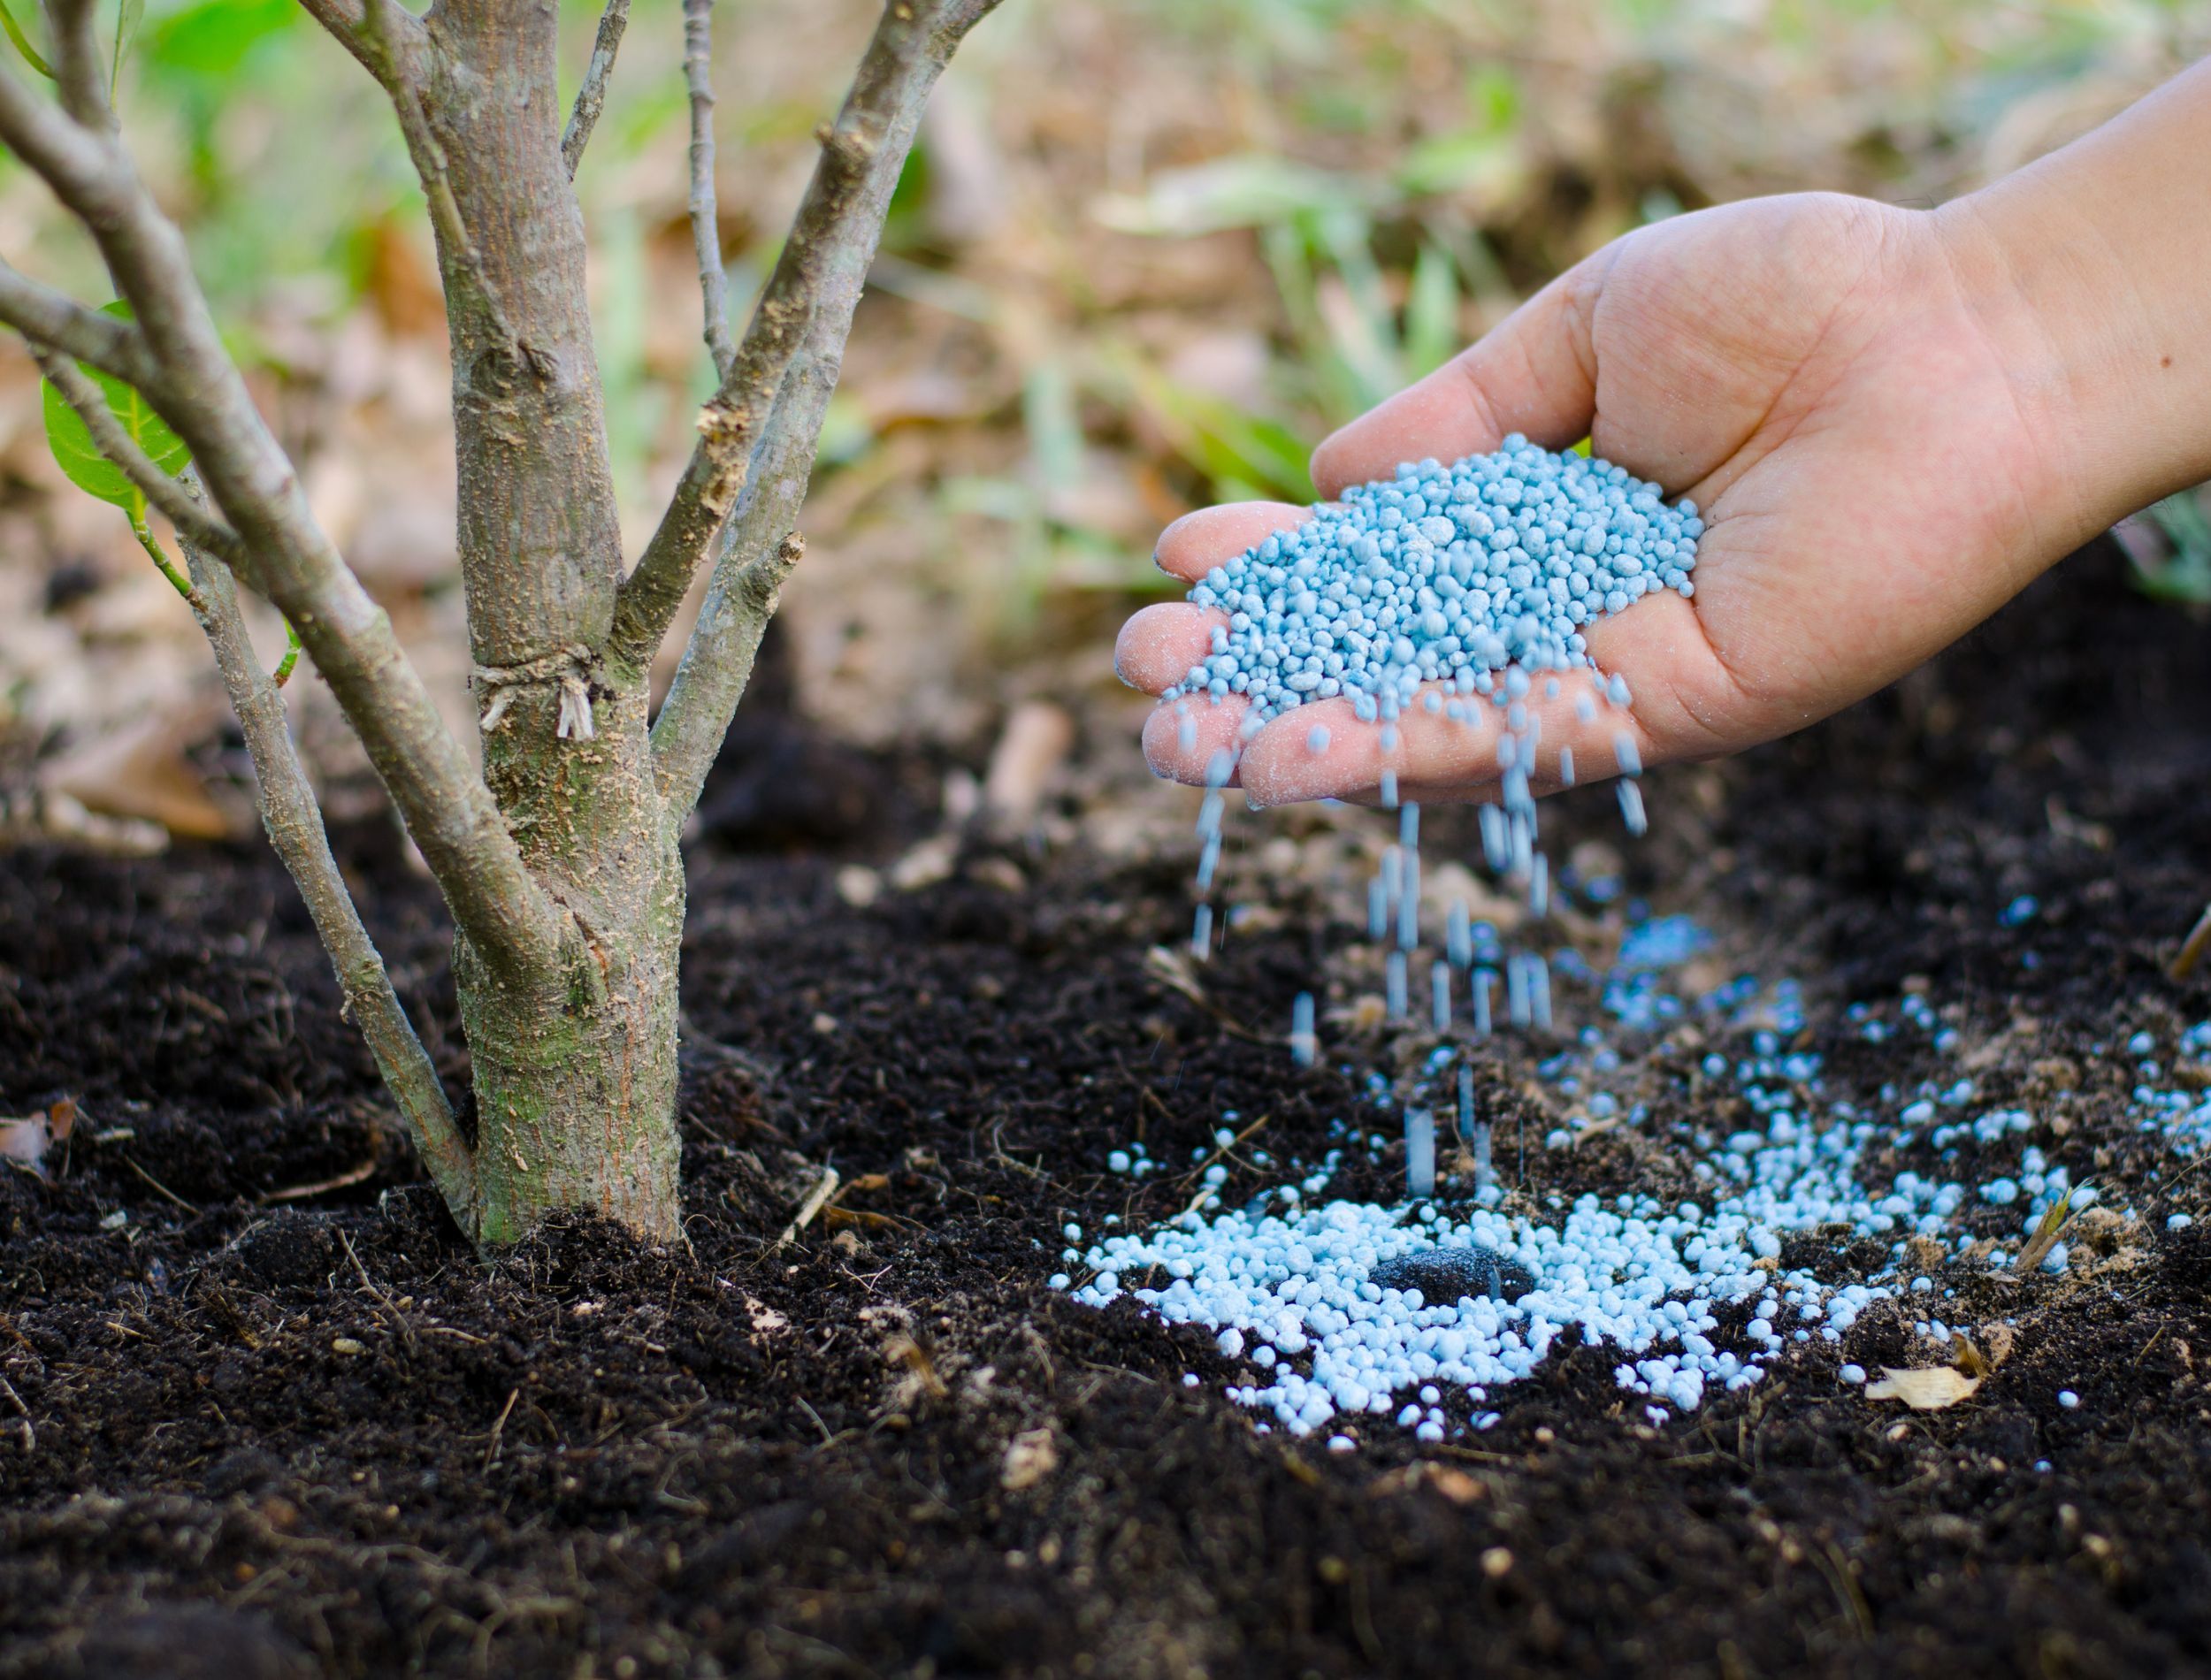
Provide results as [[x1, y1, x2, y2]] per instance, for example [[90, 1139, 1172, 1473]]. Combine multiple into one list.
[[4, 538, 2210, 1680]]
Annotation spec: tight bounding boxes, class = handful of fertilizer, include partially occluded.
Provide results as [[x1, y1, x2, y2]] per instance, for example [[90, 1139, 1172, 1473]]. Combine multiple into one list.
[[1165, 435, 1702, 726]]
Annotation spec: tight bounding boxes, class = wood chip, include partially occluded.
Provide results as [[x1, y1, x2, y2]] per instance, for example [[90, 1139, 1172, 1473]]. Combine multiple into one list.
[[1864, 1366, 1981, 1410]]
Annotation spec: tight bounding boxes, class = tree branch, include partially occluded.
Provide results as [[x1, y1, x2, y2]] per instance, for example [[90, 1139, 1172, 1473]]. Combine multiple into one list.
[[30, 269, 469, 1207], [350, 0, 516, 348], [294, 0, 421, 82], [0, 259, 155, 386], [608, 0, 1002, 677], [0, 56, 567, 984], [178, 507, 479, 1232], [44, 0, 107, 131], [2174, 902, 2211, 982], [561, 0, 629, 179], [683, 0, 732, 381], [24, 336, 243, 561]]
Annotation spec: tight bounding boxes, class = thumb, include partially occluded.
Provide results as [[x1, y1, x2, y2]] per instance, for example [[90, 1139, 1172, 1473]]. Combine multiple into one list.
[[1309, 254, 1610, 498]]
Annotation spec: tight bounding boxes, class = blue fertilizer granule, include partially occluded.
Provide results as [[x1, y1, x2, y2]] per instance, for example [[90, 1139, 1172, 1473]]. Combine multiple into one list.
[[1167, 437, 1700, 723]]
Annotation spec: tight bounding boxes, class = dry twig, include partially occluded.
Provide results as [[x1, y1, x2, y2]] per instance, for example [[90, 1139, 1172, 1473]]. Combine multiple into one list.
[[561, 0, 631, 177]]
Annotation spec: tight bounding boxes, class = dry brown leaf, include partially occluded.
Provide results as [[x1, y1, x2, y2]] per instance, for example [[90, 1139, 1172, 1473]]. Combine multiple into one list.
[[1864, 1366, 1982, 1410], [48, 699, 235, 841]]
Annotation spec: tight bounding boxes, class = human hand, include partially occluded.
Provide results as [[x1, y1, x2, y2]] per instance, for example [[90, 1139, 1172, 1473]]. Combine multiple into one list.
[[1115, 178, 2200, 806]]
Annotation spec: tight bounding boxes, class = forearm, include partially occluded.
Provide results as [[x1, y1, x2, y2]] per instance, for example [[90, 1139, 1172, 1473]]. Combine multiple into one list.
[[1937, 56, 2211, 546]]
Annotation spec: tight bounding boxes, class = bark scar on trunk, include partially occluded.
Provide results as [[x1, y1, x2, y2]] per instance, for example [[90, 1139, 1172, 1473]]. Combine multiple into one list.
[[474, 645, 599, 740]]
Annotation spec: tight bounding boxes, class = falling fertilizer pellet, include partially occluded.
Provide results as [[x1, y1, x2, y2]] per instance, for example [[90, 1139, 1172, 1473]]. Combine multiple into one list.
[[1289, 992, 1317, 1068], [1404, 1109, 1435, 1199], [1618, 780, 1648, 836]]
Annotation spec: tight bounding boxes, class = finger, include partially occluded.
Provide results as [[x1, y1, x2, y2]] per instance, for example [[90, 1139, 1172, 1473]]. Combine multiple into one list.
[[1114, 603, 1230, 695], [1309, 257, 1609, 498], [1578, 589, 1750, 762], [1153, 502, 1313, 585], [1238, 668, 1657, 809], [1142, 695, 1251, 786]]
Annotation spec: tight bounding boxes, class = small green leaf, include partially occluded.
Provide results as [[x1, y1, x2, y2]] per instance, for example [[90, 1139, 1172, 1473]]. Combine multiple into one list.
[[0, 0, 54, 78], [1402, 242, 1463, 380], [40, 302, 191, 516], [112, 0, 146, 94]]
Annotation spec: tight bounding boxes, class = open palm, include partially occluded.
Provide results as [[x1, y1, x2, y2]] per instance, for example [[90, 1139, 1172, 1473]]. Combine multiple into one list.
[[1116, 193, 2093, 806]]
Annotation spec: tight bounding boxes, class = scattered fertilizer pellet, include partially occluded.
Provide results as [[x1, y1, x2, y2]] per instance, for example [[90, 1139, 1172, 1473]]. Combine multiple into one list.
[[1064, 945, 2201, 1438], [2057, 1389, 2081, 1409]]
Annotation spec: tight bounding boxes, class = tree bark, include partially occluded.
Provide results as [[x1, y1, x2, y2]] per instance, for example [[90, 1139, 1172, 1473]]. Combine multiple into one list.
[[420, 0, 681, 1242], [5, 0, 1003, 1249]]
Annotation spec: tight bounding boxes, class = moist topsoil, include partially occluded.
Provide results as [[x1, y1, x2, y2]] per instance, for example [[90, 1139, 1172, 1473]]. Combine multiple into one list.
[[4, 538, 2210, 1680]]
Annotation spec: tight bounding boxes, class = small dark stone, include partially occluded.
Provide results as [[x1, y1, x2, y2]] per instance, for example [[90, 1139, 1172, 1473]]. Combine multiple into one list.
[[1367, 1244, 1534, 1304]]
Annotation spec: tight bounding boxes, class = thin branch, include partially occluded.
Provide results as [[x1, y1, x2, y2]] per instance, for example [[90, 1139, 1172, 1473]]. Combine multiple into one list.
[[295, 0, 364, 32], [561, 0, 629, 179], [43, 0, 105, 129], [176, 503, 479, 1233], [23, 336, 242, 561], [683, 0, 732, 380], [350, 0, 516, 348], [0, 44, 117, 202], [0, 54, 567, 984], [294, 0, 417, 82], [652, 527, 799, 793], [0, 258, 155, 386], [609, 0, 1002, 676], [2173, 903, 2211, 982]]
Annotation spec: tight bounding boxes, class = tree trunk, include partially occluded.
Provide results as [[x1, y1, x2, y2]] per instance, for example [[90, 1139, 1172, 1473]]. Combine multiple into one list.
[[457, 826, 685, 1246], [425, 0, 680, 1243]]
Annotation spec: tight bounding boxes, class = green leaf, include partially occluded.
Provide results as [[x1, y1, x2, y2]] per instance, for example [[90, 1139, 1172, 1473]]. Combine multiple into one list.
[[1402, 242, 1463, 380], [40, 302, 191, 517], [112, 0, 146, 93], [1092, 155, 1374, 238], [144, 0, 294, 78], [1116, 351, 1313, 504], [0, 0, 54, 78]]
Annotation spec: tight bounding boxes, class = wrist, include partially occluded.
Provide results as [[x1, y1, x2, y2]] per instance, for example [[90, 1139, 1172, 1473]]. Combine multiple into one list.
[[1932, 61, 2211, 539]]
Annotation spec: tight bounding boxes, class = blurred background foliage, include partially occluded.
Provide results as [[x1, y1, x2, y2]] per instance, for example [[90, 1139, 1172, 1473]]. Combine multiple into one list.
[[1, 0, 2207, 839]]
